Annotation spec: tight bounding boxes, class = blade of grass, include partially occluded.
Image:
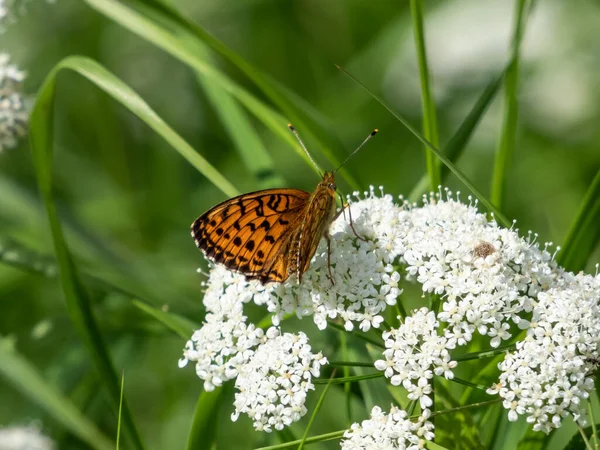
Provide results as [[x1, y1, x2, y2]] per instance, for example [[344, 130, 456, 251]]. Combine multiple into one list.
[[490, 0, 529, 208], [124, 0, 360, 189], [86, 0, 360, 190], [410, 0, 440, 190], [132, 299, 198, 339], [0, 338, 114, 450], [298, 370, 336, 450], [409, 71, 506, 201], [116, 371, 124, 450], [29, 57, 147, 450], [313, 372, 383, 385], [557, 167, 600, 271], [337, 66, 511, 228], [185, 389, 223, 450], [190, 40, 285, 189]]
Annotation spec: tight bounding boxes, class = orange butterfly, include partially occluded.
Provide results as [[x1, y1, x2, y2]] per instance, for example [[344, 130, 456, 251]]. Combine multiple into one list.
[[191, 125, 377, 284]]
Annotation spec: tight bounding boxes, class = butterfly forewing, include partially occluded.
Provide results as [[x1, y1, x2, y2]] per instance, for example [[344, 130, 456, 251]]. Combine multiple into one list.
[[191, 189, 312, 283]]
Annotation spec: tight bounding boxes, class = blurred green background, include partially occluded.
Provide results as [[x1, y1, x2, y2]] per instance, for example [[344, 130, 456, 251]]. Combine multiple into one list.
[[1, 0, 599, 448]]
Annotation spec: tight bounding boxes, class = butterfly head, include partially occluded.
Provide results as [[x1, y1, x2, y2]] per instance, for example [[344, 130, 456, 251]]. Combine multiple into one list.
[[320, 171, 337, 193]]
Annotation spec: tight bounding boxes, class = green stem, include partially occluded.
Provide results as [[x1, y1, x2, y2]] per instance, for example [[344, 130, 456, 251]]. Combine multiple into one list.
[[411, 0, 440, 190], [490, 0, 527, 208], [313, 372, 383, 385]]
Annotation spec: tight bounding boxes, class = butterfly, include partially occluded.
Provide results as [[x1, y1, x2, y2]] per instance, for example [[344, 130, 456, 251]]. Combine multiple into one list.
[[191, 125, 377, 284]]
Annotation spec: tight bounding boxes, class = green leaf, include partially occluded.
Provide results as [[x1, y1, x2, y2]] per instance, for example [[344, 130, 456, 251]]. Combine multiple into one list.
[[29, 56, 149, 450], [410, 0, 441, 190], [0, 339, 114, 450], [557, 167, 600, 271], [185, 389, 223, 450]]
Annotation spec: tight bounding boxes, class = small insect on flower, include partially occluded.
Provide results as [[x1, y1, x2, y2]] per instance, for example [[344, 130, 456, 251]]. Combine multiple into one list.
[[472, 240, 496, 259], [191, 125, 377, 284]]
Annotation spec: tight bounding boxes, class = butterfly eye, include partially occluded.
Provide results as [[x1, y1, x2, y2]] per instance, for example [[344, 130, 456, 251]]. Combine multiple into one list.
[[329, 183, 337, 190]]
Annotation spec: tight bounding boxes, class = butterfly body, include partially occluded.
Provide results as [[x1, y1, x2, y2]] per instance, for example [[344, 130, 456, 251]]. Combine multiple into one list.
[[191, 172, 338, 284]]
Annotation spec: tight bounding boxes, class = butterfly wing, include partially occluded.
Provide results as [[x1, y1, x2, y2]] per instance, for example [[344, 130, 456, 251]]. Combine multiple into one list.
[[191, 189, 311, 283], [296, 185, 337, 280]]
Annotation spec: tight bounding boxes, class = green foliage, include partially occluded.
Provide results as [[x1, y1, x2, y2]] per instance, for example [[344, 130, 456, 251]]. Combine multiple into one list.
[[1, 0, 599, 449]]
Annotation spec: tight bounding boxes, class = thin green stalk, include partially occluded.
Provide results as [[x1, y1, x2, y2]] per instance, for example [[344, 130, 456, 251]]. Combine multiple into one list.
[[337, 66, 511, 228], [411, 0, 440, 190], [298, 371, 336, 450], [579, 425, 595, 450], [449, 376, 489, 392], [339, 331, 352, 424], [326, 320, 385, 348], [589, 401, 599, 450], [453, 343, 515, 361], [328, 361, 375, 368], [313, 372, 383, 385], [116, 371, 124, 450], [490, 0, 528, 208], [255, 430, 345, 450]]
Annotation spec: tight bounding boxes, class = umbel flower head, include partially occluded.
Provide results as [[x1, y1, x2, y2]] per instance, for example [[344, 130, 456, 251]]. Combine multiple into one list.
[[0, 53, 27, 152], [0, 425, 55, 450], [181, 186, 600, 441]]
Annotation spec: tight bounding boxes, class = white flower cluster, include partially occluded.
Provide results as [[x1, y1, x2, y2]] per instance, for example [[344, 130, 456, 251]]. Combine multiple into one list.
[[375, 308, 457, 412], [183, 187, 599, 439], [0, 425, 55, 450], [247, 189, 406, 332], [232, 329, 327, 432], [0, 53, 28, 152], [488, 271, 600, 432], [178, 268, 267, 391], [341, 405, 434, 450], [403, 194, 558, 348]]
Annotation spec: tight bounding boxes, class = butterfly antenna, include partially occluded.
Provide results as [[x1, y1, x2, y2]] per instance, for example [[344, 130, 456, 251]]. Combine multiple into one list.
[[288, 124, 322, 175], [334, 129, 378, 172]]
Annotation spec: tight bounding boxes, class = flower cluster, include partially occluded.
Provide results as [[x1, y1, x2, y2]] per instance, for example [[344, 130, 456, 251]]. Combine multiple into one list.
[[178, 268, 267, 391], [182, 186, 599, 441], [0, 53, 28, 152], [232, 329, 327, 432], [375, 308, 457, 412], [0, 425, 55, 450], [488, 271, 600, 432], [341, 406, 434, 450], [402, 194, 558, 349]]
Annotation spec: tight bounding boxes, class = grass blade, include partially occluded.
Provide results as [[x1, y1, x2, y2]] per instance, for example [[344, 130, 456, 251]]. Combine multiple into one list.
[[409, 71, 505, 201], [86, 0, 360, 190], [29, 57, 147, 450], [255, 430, 345, 450], [490, 0, 529, 208], [185, 389, 223, 450], [116, 371, 125, 450], [337, 66, 511, 228], [411, 0, 440, 190], [557, 167, 600, 271], [0, 338, 114, 450], [190, 41, 285, 189], [132, 300, 198, 340]]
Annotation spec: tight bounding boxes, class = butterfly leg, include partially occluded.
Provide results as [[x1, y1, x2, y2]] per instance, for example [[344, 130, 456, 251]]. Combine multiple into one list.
[[336, 193, 366, 242], [326, 236, 335, 285]]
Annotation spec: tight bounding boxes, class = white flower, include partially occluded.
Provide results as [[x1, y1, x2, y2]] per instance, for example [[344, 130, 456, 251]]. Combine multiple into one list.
[[0, 425, 55, 450], [0, 54, 27, 151], [232, 329, 327, 432], [341, 405, 433, 450], [375, 307, 456, 416], [489, 272, 600, 433], [178, 267, 267, 391]]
